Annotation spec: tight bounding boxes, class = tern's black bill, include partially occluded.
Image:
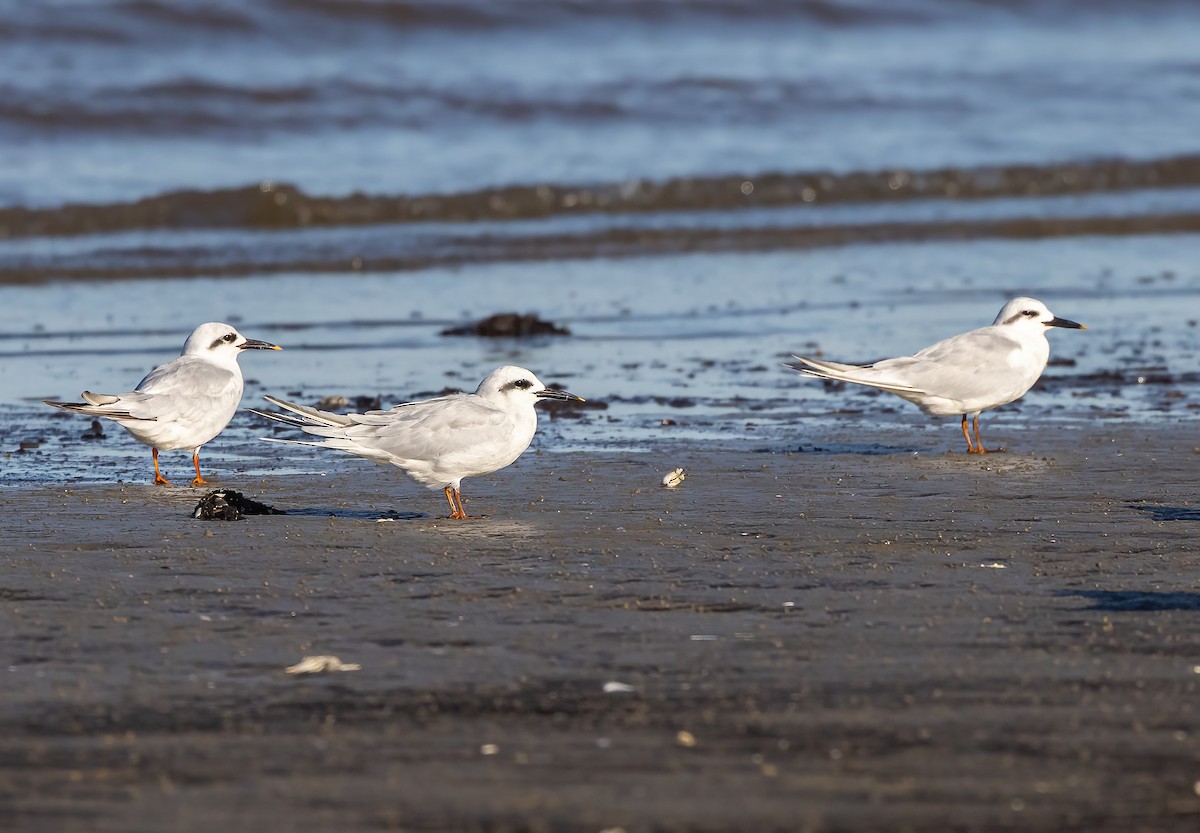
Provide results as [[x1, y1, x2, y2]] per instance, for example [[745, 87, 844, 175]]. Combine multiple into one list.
[[535, 388, 585, 402], [1047, 317, 1086, 330], [240, 339, 283, 350]]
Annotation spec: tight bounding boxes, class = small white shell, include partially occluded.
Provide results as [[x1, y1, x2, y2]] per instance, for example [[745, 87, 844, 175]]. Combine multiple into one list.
[[661, 467, 686, 488], [285, 655, 362, 674]]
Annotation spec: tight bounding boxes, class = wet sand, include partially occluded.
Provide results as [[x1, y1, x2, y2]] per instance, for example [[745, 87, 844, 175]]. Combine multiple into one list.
[[3, 422, 1200, 832]]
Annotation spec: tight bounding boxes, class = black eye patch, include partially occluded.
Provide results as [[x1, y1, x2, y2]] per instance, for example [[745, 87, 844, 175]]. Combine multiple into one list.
[[1022, 310, 1038, 317], [502, 379, 534, 391]]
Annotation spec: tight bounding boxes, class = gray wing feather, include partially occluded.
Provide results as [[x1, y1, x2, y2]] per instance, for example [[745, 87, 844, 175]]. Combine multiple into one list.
[[82, 391, 120, 406], [791, 327, 1024, 402], [43, 398, 148, 421], [123, 357, 240, 422], [45, 356, 240, 423], [876, 329, 1024, 400], [256, 393, 510, 466]]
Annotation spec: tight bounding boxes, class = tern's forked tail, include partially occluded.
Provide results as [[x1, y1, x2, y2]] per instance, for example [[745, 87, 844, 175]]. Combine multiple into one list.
[[786, 356, 924, 396], [249, 395, 357, 429]]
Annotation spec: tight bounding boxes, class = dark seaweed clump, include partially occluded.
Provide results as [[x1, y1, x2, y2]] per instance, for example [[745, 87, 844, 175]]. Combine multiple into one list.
[[192, 490, 285, 522], [441, 313, 570, 337]]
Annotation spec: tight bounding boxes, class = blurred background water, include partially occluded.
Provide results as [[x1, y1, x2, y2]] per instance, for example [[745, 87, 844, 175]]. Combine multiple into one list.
[[4, 0, 1200, 204], [1, 0, 1198, 482]]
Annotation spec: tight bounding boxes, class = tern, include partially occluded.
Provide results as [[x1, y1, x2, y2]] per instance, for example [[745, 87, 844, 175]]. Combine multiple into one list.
[[45, 322, 281, 485], [252, 365, 584, 518], [789, 297, 1085, 453]]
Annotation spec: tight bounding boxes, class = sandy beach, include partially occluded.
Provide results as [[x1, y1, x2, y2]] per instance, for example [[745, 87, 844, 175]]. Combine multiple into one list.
[[3, 421, 1199, 832]]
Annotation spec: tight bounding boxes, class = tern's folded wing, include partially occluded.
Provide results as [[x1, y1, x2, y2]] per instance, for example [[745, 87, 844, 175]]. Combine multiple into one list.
[[258, 393, 515, 471], [126, 357, 241, 421], [881, 328, 1027, 397], [336, 396, 511, 461]]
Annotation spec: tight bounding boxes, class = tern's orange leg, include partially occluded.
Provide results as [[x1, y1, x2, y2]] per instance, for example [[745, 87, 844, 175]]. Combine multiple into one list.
[[972, 414, 1005, 454], [961, 415, 978, 454], [450, 487, 469, 520], [445, 486, 467, 519], [452, 488, 469, 519], [191, 450, 210, 488], [152, 448, 173, 487]]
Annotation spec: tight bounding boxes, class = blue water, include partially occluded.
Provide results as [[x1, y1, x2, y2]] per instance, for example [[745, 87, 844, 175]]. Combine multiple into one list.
[[3, 0, 1200, 205]]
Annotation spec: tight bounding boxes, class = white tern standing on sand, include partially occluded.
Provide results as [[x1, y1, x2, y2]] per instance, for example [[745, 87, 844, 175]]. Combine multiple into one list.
[[45, 322, 282, 486], [788, 297, 1085, 453], [251, 365, 584, 519]]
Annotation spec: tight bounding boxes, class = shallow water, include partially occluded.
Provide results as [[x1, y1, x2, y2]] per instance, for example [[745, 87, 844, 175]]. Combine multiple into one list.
[[4, 232, 1198, 485]]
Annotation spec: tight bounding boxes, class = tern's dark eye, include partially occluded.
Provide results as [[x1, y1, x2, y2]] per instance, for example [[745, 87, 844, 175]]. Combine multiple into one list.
[[223, 333, 237, 342], [512, 379, 533, 389], [1022, 310, 1038, 317]]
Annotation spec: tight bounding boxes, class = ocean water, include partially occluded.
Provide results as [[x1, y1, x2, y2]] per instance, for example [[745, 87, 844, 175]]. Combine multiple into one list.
[[3, 0, 1200, 206], [1, 0, 1199, 483]]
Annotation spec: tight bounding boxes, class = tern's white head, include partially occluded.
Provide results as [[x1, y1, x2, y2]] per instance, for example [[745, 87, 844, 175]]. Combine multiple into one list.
[[181, 322, 282, 368], [474, 365, 584, 408], [992, 297, 1086, 333]]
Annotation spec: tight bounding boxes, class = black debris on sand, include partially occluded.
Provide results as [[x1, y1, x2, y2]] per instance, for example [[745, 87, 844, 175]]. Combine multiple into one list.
[[192, 490, 285, 521]]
